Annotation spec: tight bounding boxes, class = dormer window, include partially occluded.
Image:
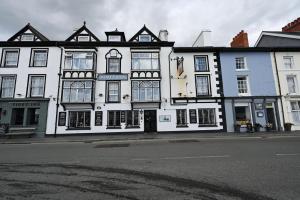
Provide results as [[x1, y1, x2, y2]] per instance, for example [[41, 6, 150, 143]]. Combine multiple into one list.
[[21, 34, 34, 41], [78, 35, 90, 42], [139, 35, 151, 42], [108, 35, 121, 42]]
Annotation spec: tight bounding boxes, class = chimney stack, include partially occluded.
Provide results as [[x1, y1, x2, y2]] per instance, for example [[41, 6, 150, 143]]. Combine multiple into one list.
[[282, 17, 300, 32], [159, 30, 168, 41], [192, 30, 212, 47], [230, 30, 249, 47]]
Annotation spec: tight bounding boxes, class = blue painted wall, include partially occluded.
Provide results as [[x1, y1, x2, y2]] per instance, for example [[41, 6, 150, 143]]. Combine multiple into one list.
[[220, 52, 276, 97]]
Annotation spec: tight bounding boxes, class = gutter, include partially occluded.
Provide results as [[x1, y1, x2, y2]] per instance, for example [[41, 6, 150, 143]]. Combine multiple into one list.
[[168, 47, 174, 105], [54, 45, 64, 137]]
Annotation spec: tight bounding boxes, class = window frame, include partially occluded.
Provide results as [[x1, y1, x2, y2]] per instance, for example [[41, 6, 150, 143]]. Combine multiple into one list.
[[107, 110, 121, 129], [290, 101, 300, 124], [62, 80, 93, 103], [198, 108, 216, 127], [1, 48, 20, 68], [108, 35, 121, 42], [235, 57, 247, 70], [106, 81, 121, 103], [68, 111, 91, 130], [194, 55, 209, 72], [286, 75, 298, 94], [176, 109, 188, 127], [131, 52, 160, 70], [139, 34, 151, 42], [195, 75, 211, 96], [0, 75, 17, 98], [64, 51, 96, 71], [237, 76, 250, 95], [29, 48, 48, 67], [189, 109, 197, 124], [283, 56, 294, 69], [27, 74, 46, 98], [21, 34, 34, 41], [131, 80, 161, 102], [125, 110, 140, 128]]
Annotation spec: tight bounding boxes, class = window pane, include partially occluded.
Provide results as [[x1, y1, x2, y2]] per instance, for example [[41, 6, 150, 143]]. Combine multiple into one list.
[[5, 51, 18, 66], [237, 77, 248, 94], [30, 76, 45, 97], [108, 82, 119, 102], [196, 76, 209, 95], [287, 76, 297, 93], [132, 53, 159, 70], [195, 56, 208, 71], [108, 58, 120, 73], [1, 76, 15, 98], [33, 51, 47, 67], [235, 57, 245, 69]]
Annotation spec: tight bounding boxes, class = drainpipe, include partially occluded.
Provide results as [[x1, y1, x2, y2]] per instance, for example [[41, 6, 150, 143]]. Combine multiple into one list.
[[273, 51, 285, 130], [168, 48, 174, 105], [54, 45, 64, 137]]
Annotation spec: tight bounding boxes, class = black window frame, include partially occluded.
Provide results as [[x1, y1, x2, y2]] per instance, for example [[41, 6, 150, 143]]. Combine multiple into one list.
[[189, 109, 197, 124], [198, 108, 216, 127], [176, 109, 188, 127], [62, 80, 93, 103], [0, 75, 17, 98], [68, 111, 91, 130], [194, 55, 209, 72], [1, 49, 20, 68], [29, 48, 48, 67], [27, 74, 46, 98], [195, 75, 211, 96], [106, 81, 121, 103], [126, 110, 140, 128], [107, 110, 121, 129]]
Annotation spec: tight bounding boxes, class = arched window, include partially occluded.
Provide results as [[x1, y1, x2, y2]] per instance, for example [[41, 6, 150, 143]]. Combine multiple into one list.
[[105, 49, 122, 73]]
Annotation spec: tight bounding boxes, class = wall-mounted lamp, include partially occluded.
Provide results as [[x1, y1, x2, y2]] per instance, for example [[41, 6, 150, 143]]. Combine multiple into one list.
[[99, 93, 103, 97], [97, 106, 101, 110], [123, 94, 130, 99]]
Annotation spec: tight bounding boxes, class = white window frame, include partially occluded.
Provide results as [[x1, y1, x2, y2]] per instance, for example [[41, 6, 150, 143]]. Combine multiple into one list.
[[235, 57, 247, 70], [64, 52, 95, 70], [290, 101, 300, 124], [108, 35, 121, 42], [139, 35, 151, 42], [132, 80, 160, 102], [283, 56, 294, 69], [286, 75, 298, 94], [106, 81, 120, 103], [237, 76, 250, 96], [21, 34, 34, 41], [62, 81, 93, 103], [78, 35, 90, 42]]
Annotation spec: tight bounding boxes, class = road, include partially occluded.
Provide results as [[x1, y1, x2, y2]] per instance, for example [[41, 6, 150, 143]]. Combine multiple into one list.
[[0, 136, 299, 200]]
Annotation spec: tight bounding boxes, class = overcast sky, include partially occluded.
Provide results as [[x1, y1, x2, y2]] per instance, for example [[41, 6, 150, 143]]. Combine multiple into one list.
[[0, 0, 299, 46]]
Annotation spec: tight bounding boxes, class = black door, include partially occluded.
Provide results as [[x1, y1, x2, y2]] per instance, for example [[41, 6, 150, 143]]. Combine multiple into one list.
[[11, 108, 24, 126], [144, 110, 157, 132], [266, 108, 277, 130]]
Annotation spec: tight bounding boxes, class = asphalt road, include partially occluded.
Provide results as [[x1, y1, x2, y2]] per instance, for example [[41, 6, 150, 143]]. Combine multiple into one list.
[[0, 136, 299, 200]]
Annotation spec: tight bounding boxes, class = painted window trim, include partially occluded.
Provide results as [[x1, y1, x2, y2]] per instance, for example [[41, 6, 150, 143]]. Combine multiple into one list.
[[194, 55, 209, 72], [0, 48, 20, 68], [195, 75, 211, 97], [131, 52, 160, 71], [235, 57, 248, 71], [237, 75, 251, 96], [26, 74, 46, 98], [29, 48, 49, 67], [106, 81, 121, 103], [0, 74, 17, 98]]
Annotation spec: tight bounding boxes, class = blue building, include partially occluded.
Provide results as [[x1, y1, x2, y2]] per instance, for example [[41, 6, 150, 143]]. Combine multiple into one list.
[[219, 49, 281, 132]]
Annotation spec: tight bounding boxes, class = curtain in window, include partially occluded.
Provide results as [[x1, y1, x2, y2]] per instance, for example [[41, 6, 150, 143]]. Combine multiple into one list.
[[176, 109, 187, 125], [195, 57, 207, 71], [132, 53, 159, 70], [108, 82, 119, 102], [287, 76, 296, 93], [196, 76, 209, 95], [291, 101, 300, 123], [62, 81, 92, 102], [131, 81, 160, 101], [108, 111, 121, 127], [31, 76, 45, 97], [1, 76, 15, 97], [66, 53, 93, 70], [198, 109, 216, 125], [33, 52, 47, 66], [108, 58, 120, 73], [5, 52, 18, 66]]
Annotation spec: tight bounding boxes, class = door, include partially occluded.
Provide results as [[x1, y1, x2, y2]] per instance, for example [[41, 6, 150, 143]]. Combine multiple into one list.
[[266, 107, 277, 130], [144, 110, 157, 132], [11, 108, 25, 126]]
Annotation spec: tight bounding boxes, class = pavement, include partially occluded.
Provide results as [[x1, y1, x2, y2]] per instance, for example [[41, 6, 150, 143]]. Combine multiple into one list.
[[0, 131, 300, 145]]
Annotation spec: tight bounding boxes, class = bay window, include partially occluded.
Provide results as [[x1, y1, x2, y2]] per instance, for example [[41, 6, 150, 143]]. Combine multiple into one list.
[[198, 108, 216, 126], [28, 75, 45, 97], [64, 52, 94, 70], [69, 111, 90, 129], [132, 52, 159, 70], [196, 75, 210, 96], [0, 76, 16, 98], [62, 81, 93, 102], [132, 81, 160, 102]]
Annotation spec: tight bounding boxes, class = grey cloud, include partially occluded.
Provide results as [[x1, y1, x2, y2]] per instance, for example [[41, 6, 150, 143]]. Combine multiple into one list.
[[0, 0, 299, 46]]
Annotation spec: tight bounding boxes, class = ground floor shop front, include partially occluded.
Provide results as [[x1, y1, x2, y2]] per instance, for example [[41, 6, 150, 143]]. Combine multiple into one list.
[[0, 99, 49, 137], [224, 97, 281, 132]]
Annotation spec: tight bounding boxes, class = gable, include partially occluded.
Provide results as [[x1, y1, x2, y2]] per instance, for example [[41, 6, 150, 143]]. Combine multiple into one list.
[[8, 23, 49, 42], [129, 25, 161, 42], [66, 23, 100, 42]]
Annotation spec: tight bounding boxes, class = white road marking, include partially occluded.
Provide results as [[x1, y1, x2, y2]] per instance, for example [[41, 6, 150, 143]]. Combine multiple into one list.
[[275, 153, 299, 156], [131, 155, 230, 161]]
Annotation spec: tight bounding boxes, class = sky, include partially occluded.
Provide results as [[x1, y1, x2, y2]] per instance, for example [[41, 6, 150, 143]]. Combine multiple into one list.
[[0, 0, 299, 46]]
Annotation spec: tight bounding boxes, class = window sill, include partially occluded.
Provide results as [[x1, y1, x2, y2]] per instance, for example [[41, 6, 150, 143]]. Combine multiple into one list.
[[106, 126, 121, 129], [29, 66, 47, 68], [1, 66, 18, 68], [176, 124, 189, 128], [125, 125, 140, 129], [198, 124, 218, 127], [66, 127, 91, 130]]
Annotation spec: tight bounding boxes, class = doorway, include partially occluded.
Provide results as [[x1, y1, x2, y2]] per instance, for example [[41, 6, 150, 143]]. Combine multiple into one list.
[[144, 110, 157, 132], [266, 105, 277, 131], [11, 108, 24, 126]]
